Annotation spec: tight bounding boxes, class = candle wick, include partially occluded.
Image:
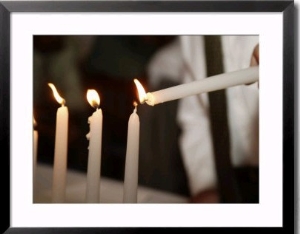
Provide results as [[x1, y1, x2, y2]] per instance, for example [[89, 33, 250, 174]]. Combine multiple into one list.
[[133, 101, 138, 112], [93, 101, 99, 110]]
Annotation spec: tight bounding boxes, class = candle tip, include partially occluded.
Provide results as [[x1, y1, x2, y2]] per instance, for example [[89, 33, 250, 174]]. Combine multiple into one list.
[[61, 99, 66, 106], [91, 101, 99, 109], [133, 102, 138, 113], [145, 92, 155, 106], [33, 117, 38, 129]]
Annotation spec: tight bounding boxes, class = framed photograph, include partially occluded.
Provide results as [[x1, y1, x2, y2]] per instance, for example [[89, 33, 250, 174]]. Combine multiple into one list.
[[0, 1, 294, 233]]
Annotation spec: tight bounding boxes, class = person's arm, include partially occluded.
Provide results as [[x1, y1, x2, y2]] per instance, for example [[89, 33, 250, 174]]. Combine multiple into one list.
[[250, 44, 259, 66], [246, 44, 259, 87]]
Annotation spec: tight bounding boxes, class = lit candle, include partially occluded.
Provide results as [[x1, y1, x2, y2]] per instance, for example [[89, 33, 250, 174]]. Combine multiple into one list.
[[145, 66, 259, 106], [123, 79, 145, 203], [48, 83, 69, 203], [86, 89, 103, 203], [33, 117, 38, 195]]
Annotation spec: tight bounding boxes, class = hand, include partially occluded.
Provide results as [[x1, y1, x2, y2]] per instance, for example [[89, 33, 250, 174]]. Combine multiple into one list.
[[247, 44, 259, 87], [250, 44, 259, 66], [190, 189, 220, 203]]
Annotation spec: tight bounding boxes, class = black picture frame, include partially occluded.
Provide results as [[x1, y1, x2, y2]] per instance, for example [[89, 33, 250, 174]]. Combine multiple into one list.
[[0, 1, 294, 233]]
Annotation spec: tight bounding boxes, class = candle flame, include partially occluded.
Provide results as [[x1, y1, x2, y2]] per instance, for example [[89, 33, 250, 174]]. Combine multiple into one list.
[[48, 83, 65, 105], [87, 89, 100, 108], [33, 116, 37, 128], [134, 79, 147, 104]]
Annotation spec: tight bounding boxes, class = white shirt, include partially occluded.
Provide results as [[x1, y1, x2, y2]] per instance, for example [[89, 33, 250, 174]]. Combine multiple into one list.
[[147, 36, 259, 195]]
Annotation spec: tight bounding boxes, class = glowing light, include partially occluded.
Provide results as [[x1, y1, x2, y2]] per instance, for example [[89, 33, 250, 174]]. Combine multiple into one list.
[[48, 83, 65, 105], [134, 79, 147, 104], [33, 116, 37, 127], [87, 89, 100, 108]]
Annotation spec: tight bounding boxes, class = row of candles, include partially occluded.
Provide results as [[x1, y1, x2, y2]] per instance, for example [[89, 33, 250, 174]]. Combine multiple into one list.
[[33, 66, 259, 203]]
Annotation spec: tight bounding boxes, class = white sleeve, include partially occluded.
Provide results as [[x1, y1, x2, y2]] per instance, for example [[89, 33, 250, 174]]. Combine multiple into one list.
[[176, 36, 217, 195], [177, 94, 218, 195], [177, 35, 259, 196]]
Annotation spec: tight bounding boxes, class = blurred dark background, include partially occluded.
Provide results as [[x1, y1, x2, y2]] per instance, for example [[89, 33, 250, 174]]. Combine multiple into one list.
[[33, 36, 190, 197]]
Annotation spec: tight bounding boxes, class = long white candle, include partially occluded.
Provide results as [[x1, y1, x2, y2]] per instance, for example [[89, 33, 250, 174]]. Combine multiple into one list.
[[145, 66, 259, 106], [123, 103, 140, 203], [48, 83, 69, 203], [86, 89, 103, 203], [33, 117, 38, 196]]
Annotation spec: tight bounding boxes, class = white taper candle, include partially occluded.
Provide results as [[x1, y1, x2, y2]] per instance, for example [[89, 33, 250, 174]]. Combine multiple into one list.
[[146, 66, 259, 106], [33, 117, 38, 197], [86, 89, 103, 203], [52, 106, 68, 202], [123, 103, 140, 203], [48, 83, 69, 203]]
